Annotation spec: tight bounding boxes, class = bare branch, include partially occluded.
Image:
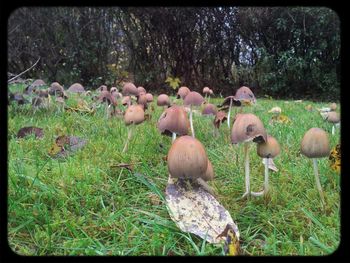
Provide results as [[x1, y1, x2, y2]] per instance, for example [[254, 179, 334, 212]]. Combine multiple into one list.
[[8, 57, 41, 83]]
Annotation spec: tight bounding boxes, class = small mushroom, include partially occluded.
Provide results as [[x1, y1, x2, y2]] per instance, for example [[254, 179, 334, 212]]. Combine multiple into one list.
[[137, 86, 147, 95], [25, 79, 46, 94], [122, 82, 139, 96], [329, 103, 337, 111], [167, 135, 215, 194], [122, 96, 132, 106], [177, 86, 190, 99], [68, 83, 85, 93], [213, 111, 227, 136], [97, 85, 108, 93], [157, 94, 171, 108], [136, 93, 148, 109], [235, 86, 256, 113], [97, 90, 118, 118], [202, 103, 217, 116], [49, 82, 65, 96], [145, 93, 153, 102], [123, 104, 145, 152], [157, 105, 190, 142], [301, 128, 330, 208], [325, 111, 340, 135], [231, 113, 267, 198], [183, 91, 205, 138], [256, 135, 281, 198]]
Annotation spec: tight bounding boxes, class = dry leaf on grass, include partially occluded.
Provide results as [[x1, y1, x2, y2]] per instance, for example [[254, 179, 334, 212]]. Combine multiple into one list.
[[48, 135, 88, 158], [165, 177, 240, 245]]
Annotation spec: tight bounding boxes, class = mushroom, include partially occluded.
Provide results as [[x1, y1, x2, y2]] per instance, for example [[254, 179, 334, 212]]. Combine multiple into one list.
[[231, 113, 267, 198], [123, 104, 145, 152], [202, 103, 217, 116], [235, 86, 256, 106], [218, 96, 241, 128], [122, 96, 132, 107], [137, 86, 147, 95], [325, 111, 340, 135], [145, 93, 153, 102], [256, 135, 281, 198], [157, 105, 190, 142], [157, 94, 171, 108], [122, 82, 139, 96], [49, 82, 65, 96], [97, 90, 118, 118], [97, 85, 108, 93], [213, 111, 227, 136], [177, 86, 190, 100], [183, 91, 204, 138], [25, 79, 46, 94], [167, 135, 215, 194], [300, 128, 330, 208], [67, 83, 85, 93], [137, 93, 148, 109], [203, 87, 210, 100], [329, 103, 337, 111]]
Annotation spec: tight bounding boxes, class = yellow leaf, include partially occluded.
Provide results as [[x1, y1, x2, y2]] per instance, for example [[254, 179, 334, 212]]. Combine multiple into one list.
[[48, 143, 63, 156]]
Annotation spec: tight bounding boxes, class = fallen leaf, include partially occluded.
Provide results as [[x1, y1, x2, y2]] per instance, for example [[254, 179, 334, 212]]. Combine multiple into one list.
[[216, 223, 241, 255], [17, 126, 44, 139], [148, 193, 161, 205], [269, 114, 291, 124], [214, 111, 227, 129], [49, 135, 88, 158], [165, 177, 240, 244], [268, 106, 281, 114], [329, 144, 340, 173]]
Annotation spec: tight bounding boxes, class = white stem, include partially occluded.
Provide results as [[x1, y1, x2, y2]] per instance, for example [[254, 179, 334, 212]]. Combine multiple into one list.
[[244, 143, 250, 196], [208, 96, 210, 104], [227, 98, 233, 128], [313, 158, 325, 208], [264, 158, 269, 195], [190, 105, 195, 138], [332, 125, 335, 135], [172, 132, 177, 142], [122, 126, 133, 153]]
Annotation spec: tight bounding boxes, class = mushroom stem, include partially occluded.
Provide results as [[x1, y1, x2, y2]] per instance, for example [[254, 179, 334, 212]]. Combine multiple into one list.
[[332, 125, 335, 135], [242, 142, 251, 198], [312, 158, 325, 208], [197, 177, 216, 196], [189, 104, 195, 138], [227, 98, 233, 128], [122, 125, 133, 153], [264, 157, 269, 196], [207, 96, 210, 104], [172, 132, 177, 142]]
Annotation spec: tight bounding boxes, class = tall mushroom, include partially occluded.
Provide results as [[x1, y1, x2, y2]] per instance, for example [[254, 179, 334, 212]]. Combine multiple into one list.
[[123, 104, 145, 152], [97, 90, 118, 118], [203, 87, 211, 101], [145, 93, 153, 102], [157, 105, 190, 142], [183, 91, 204, 138], [300, 128, 330, 208], [67, 83, 85, 94], [256, 135, 281, 198], [202, 103, 218, 116], [167, 135, 215, 194], [231, 113, 267, 198], [218, 96, 241, 128]]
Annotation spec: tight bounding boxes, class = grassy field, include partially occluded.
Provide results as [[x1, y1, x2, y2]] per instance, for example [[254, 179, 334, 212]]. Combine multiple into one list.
[[7, 83, 340, 256]]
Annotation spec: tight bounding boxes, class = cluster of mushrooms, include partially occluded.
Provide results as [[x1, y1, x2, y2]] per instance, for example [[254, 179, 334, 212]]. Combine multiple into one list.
[[9, 79, 339, 209]]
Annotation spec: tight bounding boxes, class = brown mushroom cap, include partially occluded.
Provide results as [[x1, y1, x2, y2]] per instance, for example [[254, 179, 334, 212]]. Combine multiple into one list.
[[110, 87, 118, 93], [218, 96, 241, 108], [231, 113, 267, 144], [49, 82, 65, 95], [209, 89, 214, 95], [157, 94, 171, 106], [177, 86, 191, 99], [183, 91, 204, 107], [202, 103, 218, 116], [330, 103, 337, 111], [201, 159, 214, 181], [97, 90, 117, 106], [137, 86, 146, 95], [145, 93, 153, 102], [31, 79, 46, 87], [325, 111, 340, 124], [137, 93, 148, 107], [301, 128, 330, 158], [68, 83, 85, 93], [235, 86, 256, 104], [35, 89, 49, 98], [157, 105, 190, 136], [203, 87, 210, 94], [124, 104, 145, 125], [167, 135, 208, 179], [122, 82, 139, 96], [257, 135, 281, 158]]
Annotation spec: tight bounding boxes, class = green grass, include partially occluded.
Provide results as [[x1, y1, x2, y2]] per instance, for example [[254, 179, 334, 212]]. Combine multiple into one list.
[[8, 83, 340, 256]]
